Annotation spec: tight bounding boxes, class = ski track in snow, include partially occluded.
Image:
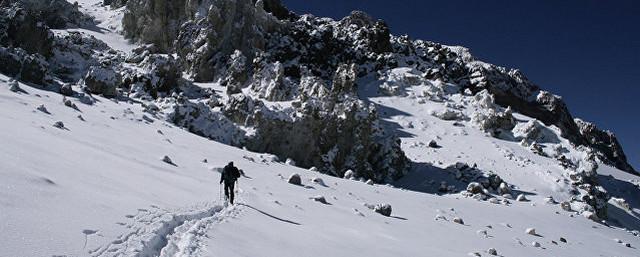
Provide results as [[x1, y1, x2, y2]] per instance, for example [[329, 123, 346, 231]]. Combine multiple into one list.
[[91, 203, 241, 257]]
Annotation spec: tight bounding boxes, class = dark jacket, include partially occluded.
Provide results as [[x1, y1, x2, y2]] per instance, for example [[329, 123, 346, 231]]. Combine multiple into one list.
[[220, 164, 240, 184]]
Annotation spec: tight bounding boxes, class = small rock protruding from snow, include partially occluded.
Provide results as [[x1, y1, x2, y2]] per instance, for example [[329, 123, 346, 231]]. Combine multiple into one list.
[[311, 177, 326, 187], [516, 194, 529, 202], [60, 83, 73, 96], [560, 237, 567, 243], [560, 201, 572, 211], [162, 155, 175, 166], [532, 241, 541, 247], [544, 196, 557, 204], [53, 121, 65, 129], [285, 158, 296, 166], [365, 179, 374, 185], [288, 173, 302, 185], [9, 80, 21, 92], [582, 211, 599, 221], [525, 228, 537, 235], [373, 204, 392, 217], [428, 139, 440, 148], [614, 238, 623, 243], [498, 182, 511, 195], [343, 169, 355, 180], [467, 182, 484, 194], [487, 248, 498, 255], [63, 98, 78, 111], [310, 195, 328, 204], [36, 104, 50, 114], [453, 217, 464, 225], [625, 243, 632, 248]]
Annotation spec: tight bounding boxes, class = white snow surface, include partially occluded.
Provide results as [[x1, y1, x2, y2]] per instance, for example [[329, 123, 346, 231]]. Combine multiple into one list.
[[2, 1, 640, 256], [2, 72, 640, 256], [52, 0, 134, 53]]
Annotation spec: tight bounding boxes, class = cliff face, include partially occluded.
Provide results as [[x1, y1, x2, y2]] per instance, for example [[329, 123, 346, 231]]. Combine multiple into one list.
[[116, 0, 635, 176], [576, 119, 636, 174]]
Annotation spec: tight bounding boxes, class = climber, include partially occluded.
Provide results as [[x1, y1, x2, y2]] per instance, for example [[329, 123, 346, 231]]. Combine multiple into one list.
[[220, 161, 242, 205]]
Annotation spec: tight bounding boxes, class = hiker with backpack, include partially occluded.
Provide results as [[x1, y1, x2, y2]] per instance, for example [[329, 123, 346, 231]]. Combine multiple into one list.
[[220, 161, 242, 205]]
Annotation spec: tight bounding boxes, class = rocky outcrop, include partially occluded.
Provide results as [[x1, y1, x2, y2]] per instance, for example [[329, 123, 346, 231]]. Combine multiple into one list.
[[115, 0, 633, 180], [0, 2, 55, 57], [1, 0, 88, 30], [575, 119, 636, 173], [0, 47, 49, 85]]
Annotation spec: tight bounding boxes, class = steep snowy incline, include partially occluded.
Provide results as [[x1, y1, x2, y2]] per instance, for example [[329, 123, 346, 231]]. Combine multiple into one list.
[[3, 71, 640, 256], [0, 73, 232, 256]]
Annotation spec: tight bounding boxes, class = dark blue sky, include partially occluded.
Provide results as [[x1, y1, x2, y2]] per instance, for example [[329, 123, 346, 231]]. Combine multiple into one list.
[[283, 0, 640, 169]]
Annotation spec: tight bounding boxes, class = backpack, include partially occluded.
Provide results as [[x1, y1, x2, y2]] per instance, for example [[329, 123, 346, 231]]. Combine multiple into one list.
[[224, 165, 240, 182]]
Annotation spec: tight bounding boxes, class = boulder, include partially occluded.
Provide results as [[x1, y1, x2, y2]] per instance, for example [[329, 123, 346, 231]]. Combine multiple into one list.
[[343, 170, 355, 179], [311, 177, 326, 187], [516, 194, 529, 202], [498, 182, 511, 195], [525, 228, 537, 235], [373, 203, 392, 217], [466, 182, 484, 194], [288, 173, 302, 185], [83, 66, 119, 97], [310, 195, 328, 204]]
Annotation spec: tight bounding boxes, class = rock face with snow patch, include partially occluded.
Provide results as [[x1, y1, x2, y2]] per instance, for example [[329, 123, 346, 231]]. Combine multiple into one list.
[[575, 119, 635, 173]]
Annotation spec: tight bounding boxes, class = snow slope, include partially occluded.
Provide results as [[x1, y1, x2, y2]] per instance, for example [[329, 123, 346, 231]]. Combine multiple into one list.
[[2, 1, 640, 257], [2, 73, 640, 256], [52, 0, 133, 53]]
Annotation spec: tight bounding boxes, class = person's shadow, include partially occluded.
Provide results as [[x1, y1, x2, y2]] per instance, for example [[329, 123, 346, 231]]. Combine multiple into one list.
[[237, 203, 301, 226]]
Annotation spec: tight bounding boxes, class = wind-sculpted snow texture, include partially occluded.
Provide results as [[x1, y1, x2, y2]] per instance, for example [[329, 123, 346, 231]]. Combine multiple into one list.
[[2, 0, 640, 256]]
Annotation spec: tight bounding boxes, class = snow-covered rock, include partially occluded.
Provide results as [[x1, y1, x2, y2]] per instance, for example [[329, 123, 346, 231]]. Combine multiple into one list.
[[373, 203, 393, 217], [466, 182, 484, 194], [83, 66, 119, 97], [516, 194, 529, 202]]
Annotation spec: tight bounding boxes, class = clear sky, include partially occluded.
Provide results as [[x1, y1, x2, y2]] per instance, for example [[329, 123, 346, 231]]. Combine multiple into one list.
[[282, 0, 639, 169]]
